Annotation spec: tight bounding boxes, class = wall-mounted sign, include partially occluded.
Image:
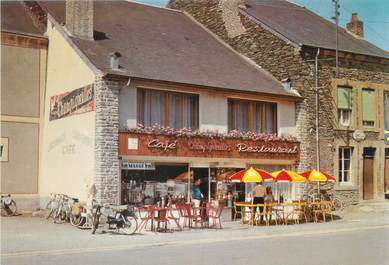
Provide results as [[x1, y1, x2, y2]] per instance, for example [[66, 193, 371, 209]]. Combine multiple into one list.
[[188, 140, 231, 153], [0, 138, 9, 162], [385, 133, 389, 145], [147, 139, 177, 151], [50, 84, 94, 121], [236, 143, 298, 154], [119, 133, 300, 161], [352, 130, 366, 142], [127, 138, 138, 150], [122, 162, 155, 170]]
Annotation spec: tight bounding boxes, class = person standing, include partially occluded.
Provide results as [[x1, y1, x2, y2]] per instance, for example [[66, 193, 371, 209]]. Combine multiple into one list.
[[192, 179, 203, 208], [251, 182, 266, 224]]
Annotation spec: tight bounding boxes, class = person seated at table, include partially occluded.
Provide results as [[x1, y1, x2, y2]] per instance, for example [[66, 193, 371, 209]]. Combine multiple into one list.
[[265, 186, 276, 203], [251, 182, 266, 224]]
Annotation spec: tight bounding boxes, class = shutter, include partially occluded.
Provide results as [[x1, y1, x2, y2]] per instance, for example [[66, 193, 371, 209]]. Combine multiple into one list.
[[337, 87, 352, 110], [362, 89, 375, 122], [385, 93, 389, 131]]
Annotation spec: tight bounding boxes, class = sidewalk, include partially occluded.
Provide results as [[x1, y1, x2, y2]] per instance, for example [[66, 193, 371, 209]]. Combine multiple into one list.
[[2, 204, 388, 257]]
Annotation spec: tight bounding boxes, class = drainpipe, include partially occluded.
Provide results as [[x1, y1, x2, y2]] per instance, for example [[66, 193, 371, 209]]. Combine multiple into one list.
[[315, 48, 320, 171]]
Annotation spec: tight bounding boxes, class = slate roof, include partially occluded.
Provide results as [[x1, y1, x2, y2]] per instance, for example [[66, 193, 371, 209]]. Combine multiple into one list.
[[1, 1, 44, 36], [37, 0, 299, 99], [243, 0, 389, 59]]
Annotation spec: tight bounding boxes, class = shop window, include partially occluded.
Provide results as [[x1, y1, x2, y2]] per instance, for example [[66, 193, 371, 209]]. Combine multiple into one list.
[[228, 99, 277, 134], [384, 92, 389, 131], [337, 86, 352, 127], [362, 88, 375, 128], [338, 147, 353, 184], [137, 88, 199, 129]]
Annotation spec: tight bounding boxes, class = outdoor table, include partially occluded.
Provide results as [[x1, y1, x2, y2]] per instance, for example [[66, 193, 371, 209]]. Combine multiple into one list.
[[153, 207, 170, 232], [234, 202, 255, 224]]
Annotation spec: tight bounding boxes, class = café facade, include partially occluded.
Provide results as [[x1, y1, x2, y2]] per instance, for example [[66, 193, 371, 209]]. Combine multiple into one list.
[[34, 0, 302, 208]]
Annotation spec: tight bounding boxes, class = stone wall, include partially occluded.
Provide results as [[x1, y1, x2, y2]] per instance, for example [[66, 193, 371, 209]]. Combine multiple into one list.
[[168, 0, 389, 203], [94, 76, 120, 204]]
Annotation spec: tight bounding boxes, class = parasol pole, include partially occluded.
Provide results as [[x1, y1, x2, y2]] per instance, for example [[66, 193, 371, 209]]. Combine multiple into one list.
[[187, 165, 191, 203], [208, 167, 211, 203]]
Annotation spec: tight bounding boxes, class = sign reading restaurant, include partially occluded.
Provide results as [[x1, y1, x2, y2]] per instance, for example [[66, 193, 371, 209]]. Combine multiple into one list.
[[50, 84, 94, 121], [119, 132, 300, 161]]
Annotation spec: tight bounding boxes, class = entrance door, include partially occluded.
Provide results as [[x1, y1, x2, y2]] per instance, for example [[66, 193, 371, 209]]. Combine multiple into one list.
[[363, 148, 375, 200], [385, 149, 389, 195]]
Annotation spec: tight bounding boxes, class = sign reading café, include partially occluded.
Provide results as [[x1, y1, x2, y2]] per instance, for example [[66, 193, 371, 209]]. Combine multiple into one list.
[[119, 131, 300, 161]]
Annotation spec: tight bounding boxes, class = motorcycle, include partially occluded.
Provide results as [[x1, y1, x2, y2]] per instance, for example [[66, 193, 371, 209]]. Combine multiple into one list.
[[1, 194, 17, 216], [92, 204, 138, 235]]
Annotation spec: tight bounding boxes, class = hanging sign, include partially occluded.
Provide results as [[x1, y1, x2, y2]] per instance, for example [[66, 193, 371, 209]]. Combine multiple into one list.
[[121, 162, 155, 170], [385, 133, 389, 145]]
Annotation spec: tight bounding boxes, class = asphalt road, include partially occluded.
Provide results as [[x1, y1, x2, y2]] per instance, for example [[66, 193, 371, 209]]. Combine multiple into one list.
[[2, 217, 389, 265]]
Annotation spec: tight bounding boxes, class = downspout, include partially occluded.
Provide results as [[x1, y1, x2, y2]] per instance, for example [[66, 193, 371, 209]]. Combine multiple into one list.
[[315, 48, 320, 170]]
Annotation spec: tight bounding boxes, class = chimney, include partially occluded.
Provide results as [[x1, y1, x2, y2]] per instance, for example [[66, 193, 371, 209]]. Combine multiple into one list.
[[66, 0, 94, 40], [346, 13, 364, 38], [109, 52, 121, 70]]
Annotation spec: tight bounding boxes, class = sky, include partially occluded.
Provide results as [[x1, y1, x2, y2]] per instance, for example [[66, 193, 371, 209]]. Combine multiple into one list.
[[134, 0, 389, 51]]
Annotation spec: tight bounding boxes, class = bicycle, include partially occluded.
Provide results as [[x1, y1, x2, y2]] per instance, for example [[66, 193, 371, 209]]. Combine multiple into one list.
[[1, 194, 17, 216], [92, 204, 138, 235]]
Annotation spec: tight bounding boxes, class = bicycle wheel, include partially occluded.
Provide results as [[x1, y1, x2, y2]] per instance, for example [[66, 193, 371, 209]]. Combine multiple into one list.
[[91, 210, 100, 234], [120, 216, 138, 235], [70, 213, 83, 226], [7, 201, 17, 216]]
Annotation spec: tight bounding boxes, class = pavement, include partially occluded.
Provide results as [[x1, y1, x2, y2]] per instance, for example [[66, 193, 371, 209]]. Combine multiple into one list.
[[1, 201, 389, 265]]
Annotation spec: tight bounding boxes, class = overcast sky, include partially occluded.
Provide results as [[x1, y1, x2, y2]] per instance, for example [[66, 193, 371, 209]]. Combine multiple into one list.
[[134, 0, 389, 51]]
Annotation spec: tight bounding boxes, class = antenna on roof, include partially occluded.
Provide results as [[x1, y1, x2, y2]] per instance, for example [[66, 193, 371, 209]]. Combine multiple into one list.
[[332, 0, 340, 77]]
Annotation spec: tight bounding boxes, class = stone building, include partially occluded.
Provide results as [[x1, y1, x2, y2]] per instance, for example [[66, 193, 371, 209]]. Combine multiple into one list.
[[168, 0, 389, 204], [14, 0, 303, 207], [1, 2, 48, 210]]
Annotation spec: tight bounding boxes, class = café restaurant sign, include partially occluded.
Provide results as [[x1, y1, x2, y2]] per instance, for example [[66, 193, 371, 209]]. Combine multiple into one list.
[[119, 132, 300, 161], [50, 84, 94, 121]]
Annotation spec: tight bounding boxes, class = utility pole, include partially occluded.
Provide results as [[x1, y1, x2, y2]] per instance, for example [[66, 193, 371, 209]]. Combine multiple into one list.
[[332, 0, 340, 77]]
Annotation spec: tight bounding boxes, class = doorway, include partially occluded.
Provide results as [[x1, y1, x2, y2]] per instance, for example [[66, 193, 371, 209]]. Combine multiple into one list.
[[363, 148, 375, 200]]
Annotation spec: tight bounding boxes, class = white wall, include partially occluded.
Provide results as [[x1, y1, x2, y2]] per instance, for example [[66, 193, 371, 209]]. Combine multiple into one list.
[[40, 19, 96, 203], [119, 83, 296, 136], [199, 91, 228, 133]]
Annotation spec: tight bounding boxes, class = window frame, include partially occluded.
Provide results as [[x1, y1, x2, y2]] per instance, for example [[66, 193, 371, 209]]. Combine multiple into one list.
[[227, 98, 277, 134], [337, 86, 353, 128], [338, 147, 353, 185], [137, 87, 199, 130]]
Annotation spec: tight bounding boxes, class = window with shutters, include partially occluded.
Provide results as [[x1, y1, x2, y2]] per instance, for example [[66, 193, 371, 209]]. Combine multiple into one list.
[[337, 86, 352, 127], [362, 88, 375, 128]]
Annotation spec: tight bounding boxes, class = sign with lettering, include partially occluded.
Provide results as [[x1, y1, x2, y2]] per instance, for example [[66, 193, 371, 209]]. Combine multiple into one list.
[[188, 140, 231, 152], [50, 84, 94, 121], [119, 132, 300, 161], [147, 139, 177, 151], [236, 143, 298, 154], [122, 162, 155, 170]]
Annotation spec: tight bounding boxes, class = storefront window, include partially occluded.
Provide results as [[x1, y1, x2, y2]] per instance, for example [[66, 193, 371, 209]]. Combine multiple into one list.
[[137, 88, 199, 129], [228, 99, 277, 134]]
